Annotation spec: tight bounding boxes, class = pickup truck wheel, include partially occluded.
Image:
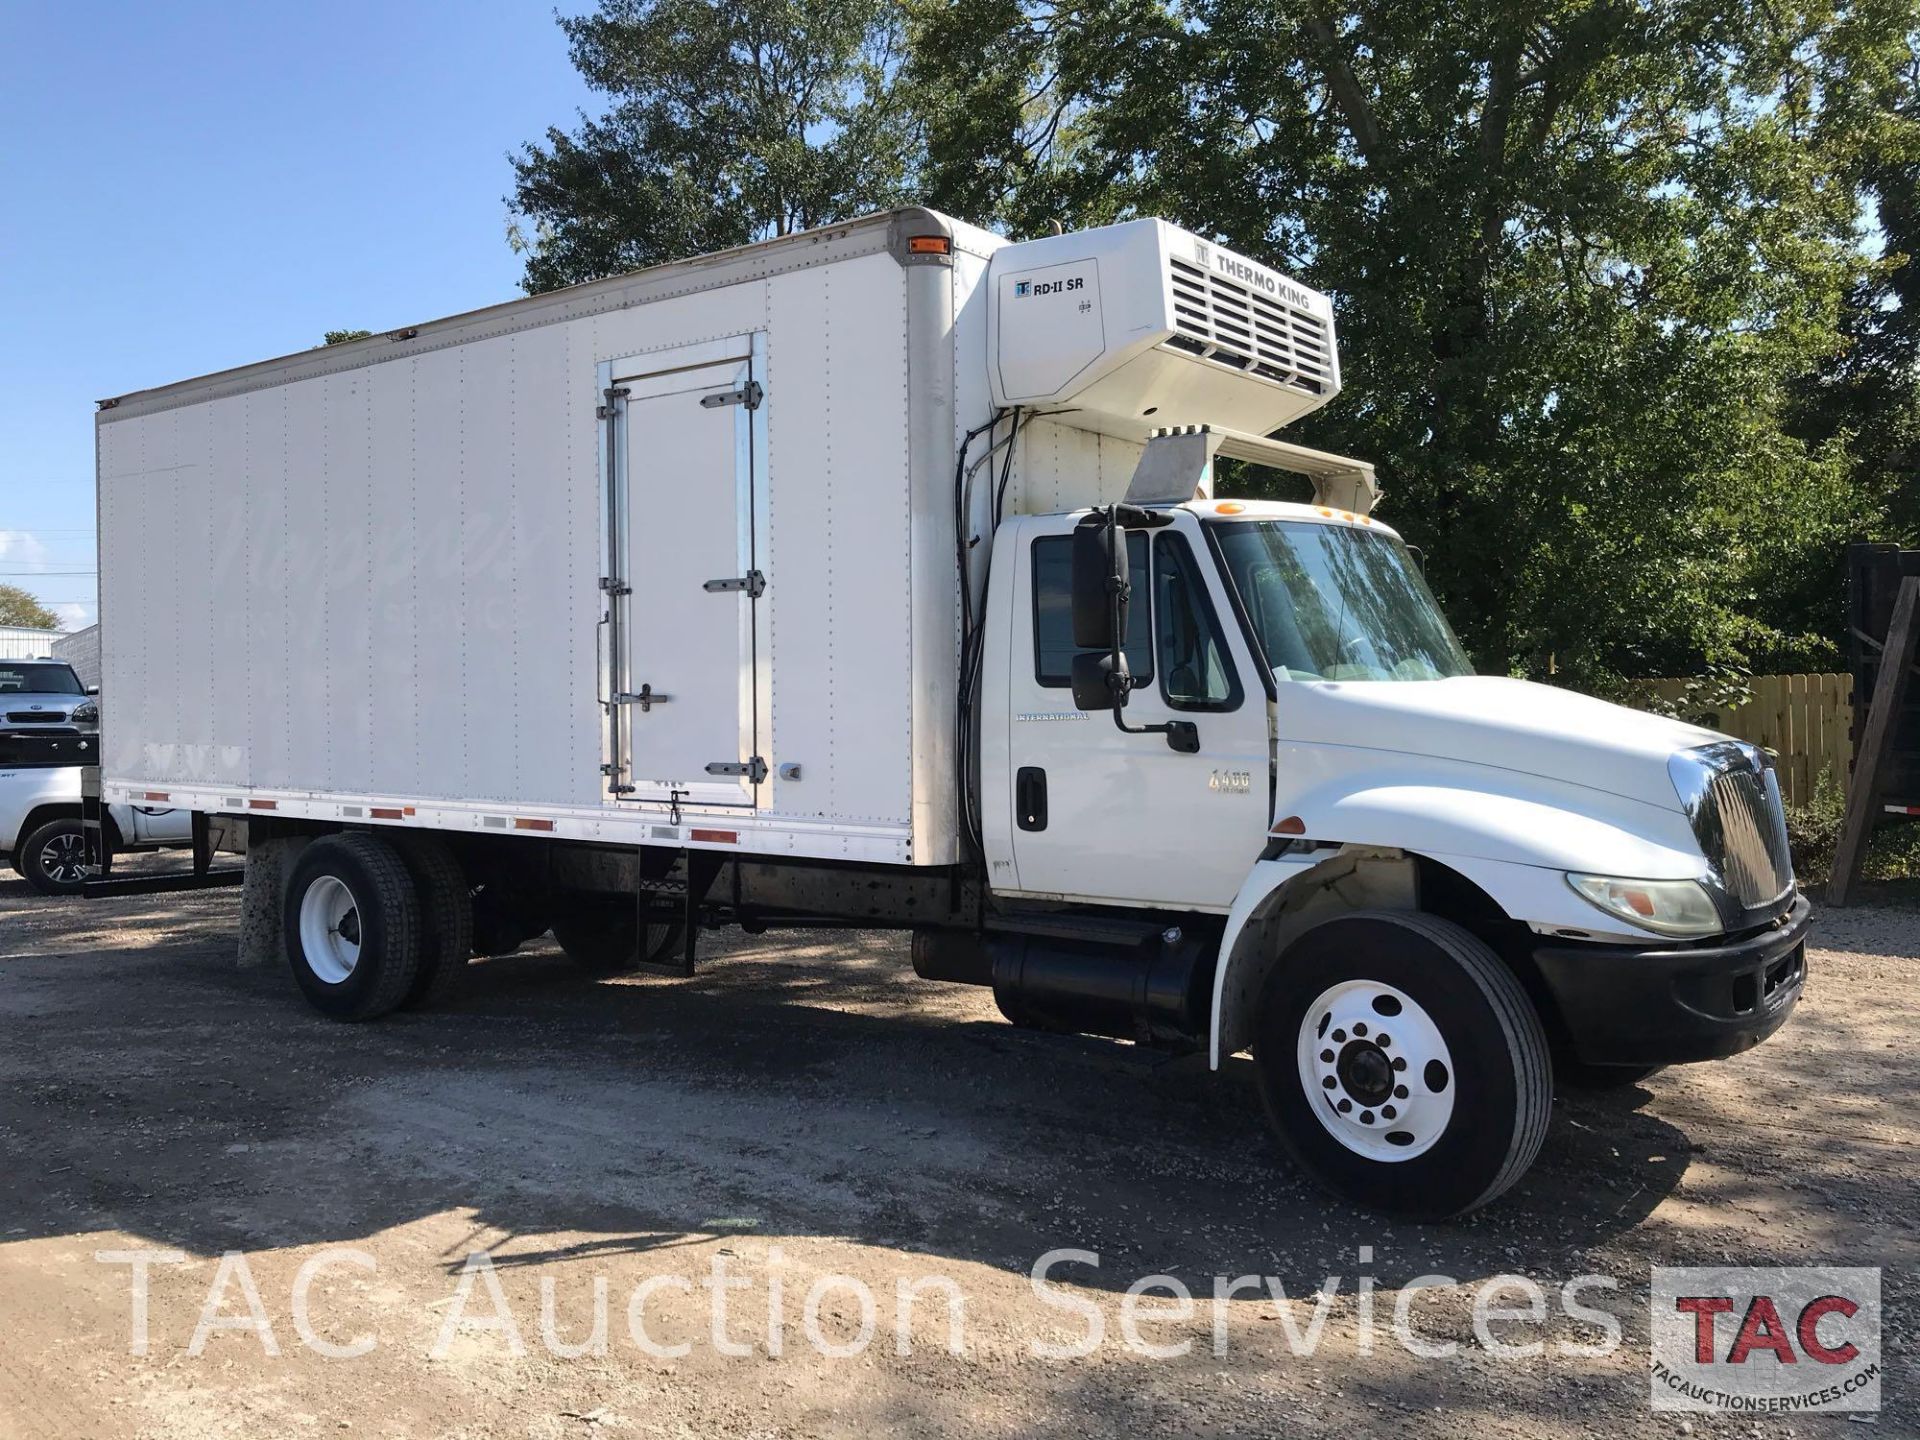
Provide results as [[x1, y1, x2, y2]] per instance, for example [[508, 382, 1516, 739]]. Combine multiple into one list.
[[552, 900, 684, 976], [1253, 910, 1551, 1219], [392, 835, 472, 1008], [283, 834, 423, 1021], [18, 817, 92, 896]]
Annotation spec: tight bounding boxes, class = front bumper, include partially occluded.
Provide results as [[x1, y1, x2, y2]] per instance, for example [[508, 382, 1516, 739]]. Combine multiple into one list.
[[1533, 894, 1812, 1066]]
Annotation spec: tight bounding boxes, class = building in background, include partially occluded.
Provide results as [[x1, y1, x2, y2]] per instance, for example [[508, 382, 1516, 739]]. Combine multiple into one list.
[[0, 625, 65, 661], [51, 624, 99, 689]]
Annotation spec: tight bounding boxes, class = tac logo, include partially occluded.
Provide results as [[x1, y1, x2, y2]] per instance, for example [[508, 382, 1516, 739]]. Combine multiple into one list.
[[1650, 1267, 1881, 1413]]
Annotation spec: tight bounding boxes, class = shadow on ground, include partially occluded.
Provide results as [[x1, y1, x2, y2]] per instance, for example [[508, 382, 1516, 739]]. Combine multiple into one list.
[[0, 863, 1720, 1297]]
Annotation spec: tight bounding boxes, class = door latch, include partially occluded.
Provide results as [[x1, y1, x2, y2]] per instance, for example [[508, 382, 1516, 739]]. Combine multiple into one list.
[[705, 757, 769, 784], [700, 380, 763, 410], [596, 385, 631, 420], [703, 570, 766, 598], [613, 684, 670, 712]]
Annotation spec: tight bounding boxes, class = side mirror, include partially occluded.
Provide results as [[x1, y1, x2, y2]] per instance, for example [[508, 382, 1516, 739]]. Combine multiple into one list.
[[85, 686, 100, 696], [1071, 518, 1126, 651], [1070, 651, 1128, 712]]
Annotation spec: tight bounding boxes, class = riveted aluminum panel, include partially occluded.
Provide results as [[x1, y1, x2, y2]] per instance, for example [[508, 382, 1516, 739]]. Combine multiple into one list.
[[762, 252, 916, 833]]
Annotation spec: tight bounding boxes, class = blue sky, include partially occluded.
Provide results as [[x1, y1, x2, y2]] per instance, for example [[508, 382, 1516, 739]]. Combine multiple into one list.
[[0, 1, 593, 628]]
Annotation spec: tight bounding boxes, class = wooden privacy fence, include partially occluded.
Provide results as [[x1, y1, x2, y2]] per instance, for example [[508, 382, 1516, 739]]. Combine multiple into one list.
[[1628, 674, 1853, 806]]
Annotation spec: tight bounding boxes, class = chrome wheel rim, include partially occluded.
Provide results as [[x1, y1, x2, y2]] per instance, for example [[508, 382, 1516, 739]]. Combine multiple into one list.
[[40, 832, 88, 886], [299, 875, 362, 984], [1297, 979, 1455, 1162]]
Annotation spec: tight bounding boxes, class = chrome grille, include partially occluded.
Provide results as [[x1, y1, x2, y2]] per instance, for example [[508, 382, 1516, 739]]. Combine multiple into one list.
[[1704, 766, 1793, 906], [1674, 745, 1795, 909], [1166, 257, 1332, 395]]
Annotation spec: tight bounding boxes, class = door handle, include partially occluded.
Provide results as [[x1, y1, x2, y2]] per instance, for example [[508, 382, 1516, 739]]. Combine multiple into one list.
[[1016, 767, 1048, 832]]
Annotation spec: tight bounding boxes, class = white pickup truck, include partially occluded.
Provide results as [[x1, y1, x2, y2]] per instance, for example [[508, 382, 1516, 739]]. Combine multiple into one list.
[[2, 743, 190, 895]]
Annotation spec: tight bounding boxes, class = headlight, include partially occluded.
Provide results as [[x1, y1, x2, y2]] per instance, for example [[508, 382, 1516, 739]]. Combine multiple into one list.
[[70, 702, 98, 724], [1565, 873, 1721, 938]]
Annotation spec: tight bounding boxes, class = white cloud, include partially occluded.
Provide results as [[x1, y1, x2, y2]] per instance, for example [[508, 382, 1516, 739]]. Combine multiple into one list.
[[0, 531, 92, 631], [0, 530, 55, 569]]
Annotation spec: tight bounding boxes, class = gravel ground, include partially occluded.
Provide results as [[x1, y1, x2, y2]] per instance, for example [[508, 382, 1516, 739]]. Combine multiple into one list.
[[0, 858, 1913, 1438]]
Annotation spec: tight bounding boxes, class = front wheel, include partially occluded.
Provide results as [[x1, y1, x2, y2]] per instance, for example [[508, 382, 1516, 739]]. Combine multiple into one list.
[[1253, 910, 1551, 1219]]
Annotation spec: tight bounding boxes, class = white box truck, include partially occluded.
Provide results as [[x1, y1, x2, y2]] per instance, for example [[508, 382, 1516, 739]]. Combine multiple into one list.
[[92, 209, 1809, 1216]]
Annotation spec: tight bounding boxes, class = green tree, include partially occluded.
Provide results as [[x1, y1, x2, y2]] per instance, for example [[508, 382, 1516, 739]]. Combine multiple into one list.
[[323, 329, 373, 345], [508, 0, 916, 293], [0, 583, 60, 630], [1789, 21, 1920, 539], [909, 0, 1913, 686]]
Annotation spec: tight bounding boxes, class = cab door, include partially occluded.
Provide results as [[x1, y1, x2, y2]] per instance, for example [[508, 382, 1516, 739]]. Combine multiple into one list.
[[999, 512, 1271, 910], [601, 336, 766, 809]]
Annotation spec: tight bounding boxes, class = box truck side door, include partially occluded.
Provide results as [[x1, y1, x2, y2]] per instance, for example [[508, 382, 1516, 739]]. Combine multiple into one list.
[[603, 337, 766, 809], [1000, 512, 1270, 910]]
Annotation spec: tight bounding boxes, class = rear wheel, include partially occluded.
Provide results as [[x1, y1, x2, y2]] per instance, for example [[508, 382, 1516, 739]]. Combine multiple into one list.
[[18, 817, 92, 896], [552, 898, 685, 976], [283, 834, 422, 1021], [1253, 910, 1551, 1219], [392, 835, 472, 1008]]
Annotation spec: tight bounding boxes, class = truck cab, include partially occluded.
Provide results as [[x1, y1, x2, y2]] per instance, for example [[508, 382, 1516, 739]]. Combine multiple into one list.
[[976, 473, 1805, 1215]]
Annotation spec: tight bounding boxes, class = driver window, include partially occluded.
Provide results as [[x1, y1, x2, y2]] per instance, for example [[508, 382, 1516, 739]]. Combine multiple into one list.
[[1031, 532, 1152, 687], [1152, 534, 1241, 711]]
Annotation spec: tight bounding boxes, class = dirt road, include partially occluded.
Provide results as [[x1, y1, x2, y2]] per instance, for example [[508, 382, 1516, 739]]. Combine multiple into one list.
[[0, 864, 1913, 1437]]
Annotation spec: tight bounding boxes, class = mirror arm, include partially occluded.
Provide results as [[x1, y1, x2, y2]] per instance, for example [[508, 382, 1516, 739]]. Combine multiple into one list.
[[1099, 505, 1200, 754]]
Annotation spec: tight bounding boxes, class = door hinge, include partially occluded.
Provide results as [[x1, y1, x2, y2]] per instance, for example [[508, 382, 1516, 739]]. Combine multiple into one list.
[[612, 684, 670, 711], [702, 569, 766, 598], [705, 756, 769, 784], [700, 380, 763, 411], [597, 385, 630, 420], [599, 576, 631, 597]]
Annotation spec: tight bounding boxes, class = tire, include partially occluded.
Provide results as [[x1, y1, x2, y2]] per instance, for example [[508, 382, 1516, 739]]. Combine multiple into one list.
[[282, 833, 423, 1021], [392, 834, 472, 1008], [552, 897, 685, 976], [1556, 1060, 1663, 1091], [1252, 910, 1552, 1219], [17, 817, 93, 897]]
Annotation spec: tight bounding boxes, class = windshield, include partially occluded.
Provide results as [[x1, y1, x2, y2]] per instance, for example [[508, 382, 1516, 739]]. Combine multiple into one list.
[[0, 663, 84, 696], [1209, 520, 1472, 682]]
